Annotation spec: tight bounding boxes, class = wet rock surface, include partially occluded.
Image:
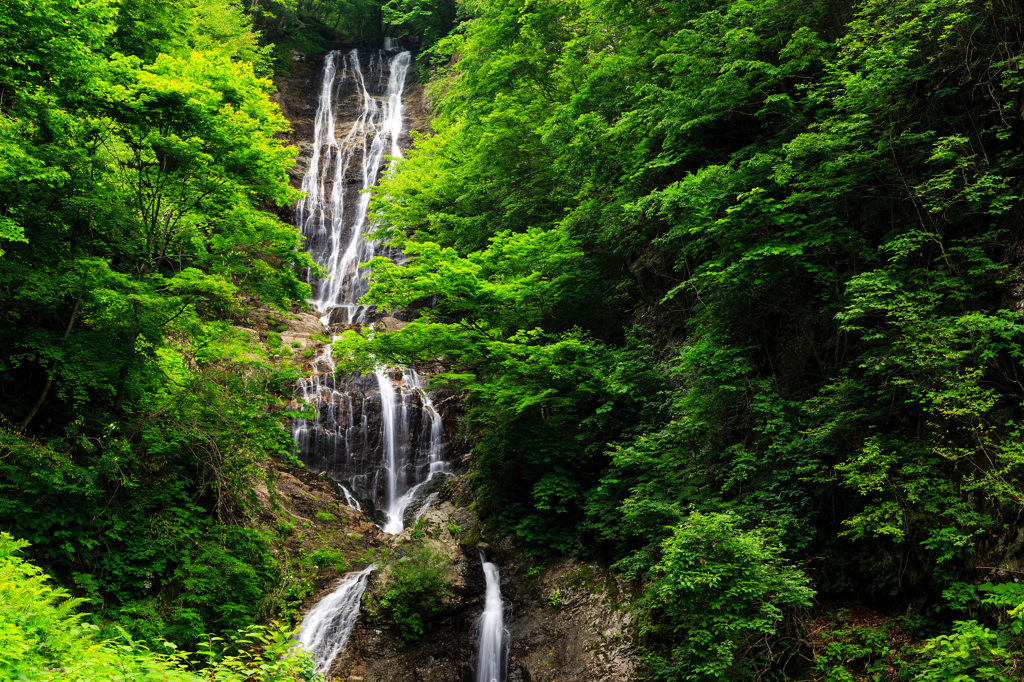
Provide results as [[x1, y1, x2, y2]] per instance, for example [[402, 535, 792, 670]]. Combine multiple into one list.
[[504, 559, 635, 682], [312, 476, 638, 682]]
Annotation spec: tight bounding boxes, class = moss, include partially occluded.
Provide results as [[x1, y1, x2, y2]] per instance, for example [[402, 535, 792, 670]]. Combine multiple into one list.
[[565, 564, 599, 592], [461, 524, 482, 547]]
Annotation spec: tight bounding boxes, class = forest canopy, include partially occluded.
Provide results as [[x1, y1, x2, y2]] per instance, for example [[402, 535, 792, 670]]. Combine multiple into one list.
[[338, 0, 1024, 677], [0, 0, 320, 659]]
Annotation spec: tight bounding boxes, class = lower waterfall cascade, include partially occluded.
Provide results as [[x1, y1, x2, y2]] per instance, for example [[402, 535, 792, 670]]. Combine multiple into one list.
[[295, 565, 377, 675]]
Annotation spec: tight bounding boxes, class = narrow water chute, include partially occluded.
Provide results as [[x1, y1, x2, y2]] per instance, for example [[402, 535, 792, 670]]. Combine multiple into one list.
[[476, 553, 507, 682]]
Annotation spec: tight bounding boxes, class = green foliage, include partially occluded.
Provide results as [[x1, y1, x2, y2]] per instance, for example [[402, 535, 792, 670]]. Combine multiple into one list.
[[635, 512, 814, 681], [309, 547, 347, 574], [361, 0, 1024, 620], [0, 421, 291, 649], [899, 582, 1024, 681], [914, 619, 1019, 682], [810, 613, 907, 682], [257, 0, 461, 69], [0, 531, 320, 681], [0, 0, 311, 653], [378, 543, 452, 645], [382, 0, 460, 52]]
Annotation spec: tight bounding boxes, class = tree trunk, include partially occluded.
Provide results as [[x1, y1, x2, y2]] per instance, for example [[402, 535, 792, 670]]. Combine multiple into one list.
[[21, 292, 83, 430]]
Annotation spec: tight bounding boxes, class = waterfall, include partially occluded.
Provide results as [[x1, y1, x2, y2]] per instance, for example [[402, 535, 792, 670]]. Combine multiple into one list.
[[291, 47, 451, 674], [378, 368, 448, 533], [476, 554, 507, 682], [296, 48, 411, 324], [296, 564, 377, 674], [292, 337, 348, 471], [412, 368, 446, 476], [292, 48, 446, 533], [375, 368, 403, 531]]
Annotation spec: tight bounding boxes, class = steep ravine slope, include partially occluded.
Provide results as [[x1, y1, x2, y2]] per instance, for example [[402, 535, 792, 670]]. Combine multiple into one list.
[[271, 50, 640, 681]]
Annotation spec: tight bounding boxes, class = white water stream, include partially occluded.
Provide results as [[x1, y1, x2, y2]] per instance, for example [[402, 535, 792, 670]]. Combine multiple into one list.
[[292, 46, 445, 531], [295, 564, 377, 674], [378, 368, 447, 533], [476, 554, 507, 682], [297, 48, 411, 324]]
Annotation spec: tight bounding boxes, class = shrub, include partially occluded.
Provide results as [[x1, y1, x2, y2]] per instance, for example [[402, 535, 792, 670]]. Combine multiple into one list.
[[914, 620, 1015, 681], [810, 614, 902, 681], [409, 517, 429, 540], [635, 511, 814, 681], [166, 526, 280, 648], [380, 544, 451, 645], [309, 547, 343, 570], [905, 583, 1024, 681]]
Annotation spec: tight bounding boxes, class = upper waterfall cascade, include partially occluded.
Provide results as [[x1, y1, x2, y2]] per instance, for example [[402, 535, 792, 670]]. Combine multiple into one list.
[[296, 48, 410, 325], [291, 48, 447, 534]]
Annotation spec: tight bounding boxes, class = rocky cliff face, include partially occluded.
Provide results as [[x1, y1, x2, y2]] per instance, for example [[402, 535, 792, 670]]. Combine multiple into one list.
[[274, 47, 449, 526]]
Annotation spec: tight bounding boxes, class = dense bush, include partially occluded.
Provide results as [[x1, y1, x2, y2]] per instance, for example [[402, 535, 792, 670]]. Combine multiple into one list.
[[0, 532, 319, 681], [379, 543, 452, 645], [635, 512, 814, 681]]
